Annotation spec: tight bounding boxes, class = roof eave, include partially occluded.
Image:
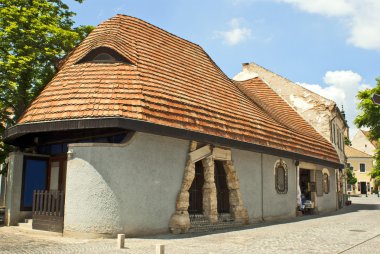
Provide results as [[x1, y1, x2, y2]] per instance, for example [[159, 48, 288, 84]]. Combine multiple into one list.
[[4, 117, 343, 169]]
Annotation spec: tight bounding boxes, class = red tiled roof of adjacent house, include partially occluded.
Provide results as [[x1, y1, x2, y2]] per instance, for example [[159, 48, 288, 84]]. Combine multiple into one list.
[[16, 14, 340, 165]]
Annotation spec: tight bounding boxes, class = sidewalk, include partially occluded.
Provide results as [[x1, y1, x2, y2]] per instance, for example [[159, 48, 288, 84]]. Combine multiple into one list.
[[1, 195, 380, 253]]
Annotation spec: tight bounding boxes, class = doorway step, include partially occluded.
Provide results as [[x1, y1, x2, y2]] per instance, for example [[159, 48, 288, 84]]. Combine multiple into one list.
[[18, 219, 33, 229], [188, 213, 244, 233]]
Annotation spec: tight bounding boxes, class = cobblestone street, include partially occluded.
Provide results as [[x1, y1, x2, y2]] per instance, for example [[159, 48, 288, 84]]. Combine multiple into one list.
[[1, 196, 380, 254]]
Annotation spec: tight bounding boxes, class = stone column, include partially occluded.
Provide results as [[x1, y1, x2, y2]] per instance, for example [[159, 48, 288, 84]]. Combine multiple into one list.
[[223, 160, 249, 224], [202, 156, 218, 223], [169, 142, 197, 234]]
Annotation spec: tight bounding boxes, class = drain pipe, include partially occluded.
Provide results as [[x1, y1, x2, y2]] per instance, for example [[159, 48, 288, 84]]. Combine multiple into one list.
[[295, 160, 300, 216], [261, 153, 264, 222]]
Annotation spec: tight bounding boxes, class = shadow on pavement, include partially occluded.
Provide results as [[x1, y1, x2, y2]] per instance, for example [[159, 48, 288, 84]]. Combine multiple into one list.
[[140, 197, 380, 240]]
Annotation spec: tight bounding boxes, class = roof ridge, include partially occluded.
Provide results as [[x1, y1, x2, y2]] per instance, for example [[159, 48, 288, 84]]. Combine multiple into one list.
[[115, 14, 204, 51], [246, 62, 336, 105]]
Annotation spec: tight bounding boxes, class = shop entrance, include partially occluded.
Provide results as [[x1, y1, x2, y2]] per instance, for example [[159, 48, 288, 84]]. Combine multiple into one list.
[[300, 169, 311, 201]]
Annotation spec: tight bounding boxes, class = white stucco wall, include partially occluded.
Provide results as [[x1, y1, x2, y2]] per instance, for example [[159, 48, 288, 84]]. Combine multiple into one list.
[[5, 151, 32, 225], [231, 148, 262, 222], [64, 132, 189, 237], [315, 168, 337, 213], [262, 155, 296, 220], [63, 131, 338, 237], [232, 150, 298, 222]]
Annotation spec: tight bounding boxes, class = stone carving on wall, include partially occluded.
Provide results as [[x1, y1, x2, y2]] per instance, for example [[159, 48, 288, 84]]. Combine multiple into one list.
[[169, 143, 249, 234]]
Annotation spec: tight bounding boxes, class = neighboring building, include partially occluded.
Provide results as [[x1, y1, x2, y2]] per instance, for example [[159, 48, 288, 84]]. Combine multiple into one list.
[[234, 63, 349, 207], [345, 145, 375, 195], [351, 129, 377, 156], [3, 15, 342, 237]]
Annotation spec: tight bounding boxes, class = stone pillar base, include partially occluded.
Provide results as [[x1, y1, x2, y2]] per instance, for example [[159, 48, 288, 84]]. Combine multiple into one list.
[[169, 211, 190, 234]]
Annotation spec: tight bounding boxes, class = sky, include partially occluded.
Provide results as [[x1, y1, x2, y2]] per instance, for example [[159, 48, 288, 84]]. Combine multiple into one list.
[[65, 0, 380, 138]]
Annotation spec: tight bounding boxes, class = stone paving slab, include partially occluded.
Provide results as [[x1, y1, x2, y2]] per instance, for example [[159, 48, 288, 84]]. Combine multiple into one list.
[[1, 195, 380, 253]]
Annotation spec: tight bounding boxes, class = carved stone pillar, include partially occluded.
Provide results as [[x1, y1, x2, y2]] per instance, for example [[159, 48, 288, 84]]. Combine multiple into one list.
[[223, 160, 249, 224], [169, 142, 197, 234], [202, 156, 218, 223]]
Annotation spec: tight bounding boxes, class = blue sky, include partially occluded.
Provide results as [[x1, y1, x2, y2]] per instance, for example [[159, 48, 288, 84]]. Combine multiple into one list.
[[65, 0, 380, 136]]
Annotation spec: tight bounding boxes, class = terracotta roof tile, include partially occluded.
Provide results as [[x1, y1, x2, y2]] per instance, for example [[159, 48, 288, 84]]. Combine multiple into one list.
[[16, 14, 339, 165]]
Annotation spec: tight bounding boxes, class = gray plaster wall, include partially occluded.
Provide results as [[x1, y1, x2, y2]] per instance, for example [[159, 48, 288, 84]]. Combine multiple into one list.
[[316, 168, 337, 213], [64, 132, 189, 237], [5, 151, 31, 225], [231, 150, 297, 222], [262, 155, 296, 220], [231, 148, 262, 222]]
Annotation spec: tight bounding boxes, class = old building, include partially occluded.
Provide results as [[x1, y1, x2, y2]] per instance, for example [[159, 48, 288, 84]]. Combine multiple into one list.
[[351, 129, 377, 156], [345, 145, 375, 195], [3, 15, 342, 237], [234, 63, 349, 207]]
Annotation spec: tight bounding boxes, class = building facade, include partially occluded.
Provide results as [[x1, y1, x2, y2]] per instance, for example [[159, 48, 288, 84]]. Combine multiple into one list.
[[345, 145, 375, 195], [351, 130, 377, 156], [234, 63, 349, 207], [3, 15, 342, 237]]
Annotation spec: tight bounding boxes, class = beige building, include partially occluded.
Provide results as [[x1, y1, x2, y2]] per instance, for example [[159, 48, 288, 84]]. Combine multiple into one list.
[[351, 129, 377, 156], [345, 145, 375, 195]]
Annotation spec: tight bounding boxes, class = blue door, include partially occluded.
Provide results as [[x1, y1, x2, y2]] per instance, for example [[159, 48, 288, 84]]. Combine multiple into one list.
[[21, 157, 48, 211]]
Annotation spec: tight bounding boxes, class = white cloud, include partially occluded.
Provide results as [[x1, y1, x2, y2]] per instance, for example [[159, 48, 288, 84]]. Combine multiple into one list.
[[215, 18, 252, 45], [297, 70, 372, 137], [277, 0, 380, 51]]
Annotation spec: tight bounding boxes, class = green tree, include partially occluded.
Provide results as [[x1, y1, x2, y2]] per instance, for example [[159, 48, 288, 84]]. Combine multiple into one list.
[[346, 166, 357, 186], [0, 0, 93, 166], [355, 77, 380, 181]]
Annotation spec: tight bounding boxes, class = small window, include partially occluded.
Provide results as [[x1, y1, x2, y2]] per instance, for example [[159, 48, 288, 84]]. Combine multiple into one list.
[[323, 173, 329, 194], [77, 46, 132, 64], [360, 163, 366, 172], [275, 160, 288, 194], [92, 53, 116, 63]]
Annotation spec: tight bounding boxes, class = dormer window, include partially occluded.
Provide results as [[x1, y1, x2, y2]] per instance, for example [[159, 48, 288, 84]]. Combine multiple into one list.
[[92, 53, 116, 63], [77, 47, 132, 64]]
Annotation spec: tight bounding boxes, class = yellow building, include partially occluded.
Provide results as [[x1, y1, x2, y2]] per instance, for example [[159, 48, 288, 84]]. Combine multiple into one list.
[[345, 145, 375, 195]]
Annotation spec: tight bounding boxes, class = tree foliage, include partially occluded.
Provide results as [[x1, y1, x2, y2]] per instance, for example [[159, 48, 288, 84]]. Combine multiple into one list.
[[355, 77, 380, 181], [346, 166, 357, 186], [0, 0, 93, 166]]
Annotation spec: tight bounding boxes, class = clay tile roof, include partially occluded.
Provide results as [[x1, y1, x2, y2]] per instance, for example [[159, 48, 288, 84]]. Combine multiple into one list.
[[13, 14, 340, 166], [345, 145, 372, 158], [234, 77, 339, 164]]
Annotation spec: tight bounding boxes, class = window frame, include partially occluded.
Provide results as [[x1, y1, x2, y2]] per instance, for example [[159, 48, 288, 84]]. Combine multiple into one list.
[[275, 160, 288, 194], [323, 173, 329, 194], [360, 163, 366, 173]]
